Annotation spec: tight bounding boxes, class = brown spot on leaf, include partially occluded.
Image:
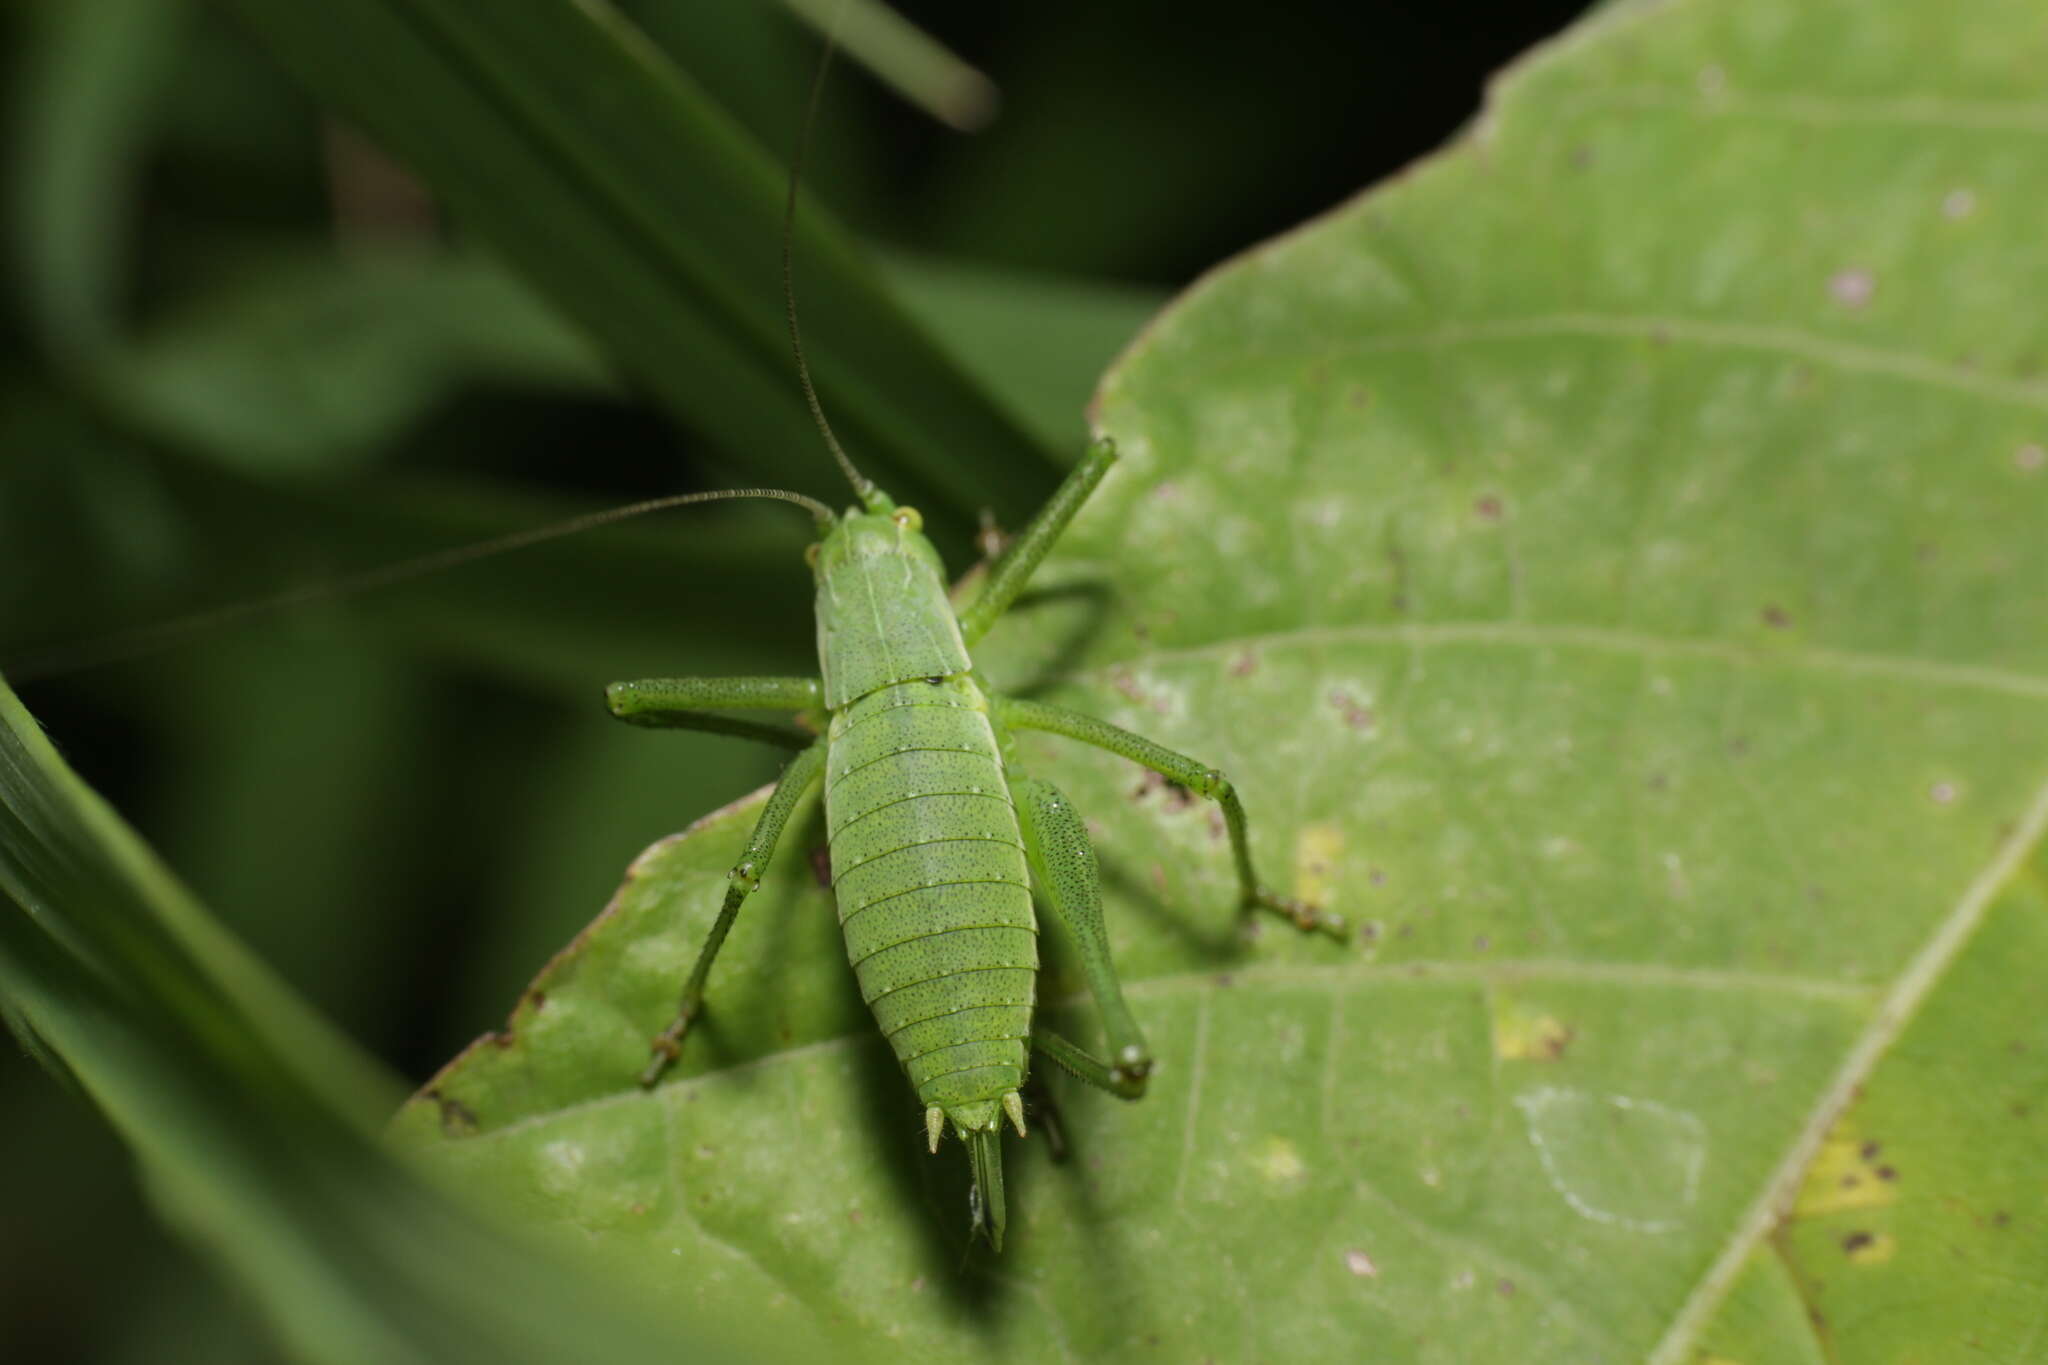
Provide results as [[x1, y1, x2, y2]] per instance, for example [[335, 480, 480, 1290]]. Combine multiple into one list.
[[1228, 650, 1259, 678], [1108, 666, 1166, 712], [1327, 689, 1376, 732], [1474, 494, 1504, 522], [1132, 768, 1196, 811], [1842, 1230, 1873, 1254], [429, 1088, 480, 1137], [809, 844, 833, 887], [1762, 604, 1792, 629]]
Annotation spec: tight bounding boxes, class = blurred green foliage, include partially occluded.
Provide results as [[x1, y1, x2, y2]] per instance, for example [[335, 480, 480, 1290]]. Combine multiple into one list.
[[0, 0, 1582, 1357]]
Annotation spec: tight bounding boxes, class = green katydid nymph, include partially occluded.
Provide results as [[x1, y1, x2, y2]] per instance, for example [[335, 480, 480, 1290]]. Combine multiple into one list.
[[598, 109, 1351, 1236], [607, 435, 1349, 1252], [603, 107, 1351, 1237], [603, 41, 1344, 1249]]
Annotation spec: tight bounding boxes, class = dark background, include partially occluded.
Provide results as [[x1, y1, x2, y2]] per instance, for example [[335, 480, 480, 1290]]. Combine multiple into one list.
[[1, 1, 1586, 1358]]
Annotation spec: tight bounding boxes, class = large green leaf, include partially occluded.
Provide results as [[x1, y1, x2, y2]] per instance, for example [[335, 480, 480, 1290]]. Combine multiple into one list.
[[393, 0, 2048, 1358]]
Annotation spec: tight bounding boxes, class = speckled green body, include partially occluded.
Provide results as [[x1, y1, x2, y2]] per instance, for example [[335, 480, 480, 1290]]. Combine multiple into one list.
[[826, 677, 1035, 1108], [814, 509, 1035, 1129]]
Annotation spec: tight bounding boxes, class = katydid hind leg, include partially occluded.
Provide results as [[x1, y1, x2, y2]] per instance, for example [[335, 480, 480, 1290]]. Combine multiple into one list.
[[996, 695, 1348, 941], [1011, 773, 1153, 1098], [638, 741, 827, 1087]]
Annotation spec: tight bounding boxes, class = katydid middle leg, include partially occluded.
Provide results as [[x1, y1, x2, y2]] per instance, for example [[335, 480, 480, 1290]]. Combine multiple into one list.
[[995, 696, 1348, 941], [605, 674, 829, 1087], [634, 738, 826, 1086], [1011, 774, 1152, 1100]]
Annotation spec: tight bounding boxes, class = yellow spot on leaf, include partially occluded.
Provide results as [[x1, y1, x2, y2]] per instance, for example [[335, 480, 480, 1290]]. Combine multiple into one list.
[[1493, 997, 1575, 1061], [1254, 1136, 1307, 1189], [1793, 1119, 1898, 1217], [1293, 823, 1344, 906]]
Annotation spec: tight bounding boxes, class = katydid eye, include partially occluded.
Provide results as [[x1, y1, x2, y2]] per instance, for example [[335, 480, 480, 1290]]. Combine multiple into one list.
[[892, 507, 922, 532]]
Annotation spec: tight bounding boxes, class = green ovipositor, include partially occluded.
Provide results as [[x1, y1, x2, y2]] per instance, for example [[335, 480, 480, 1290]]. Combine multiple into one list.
[[608, 439, 1348, 1251]]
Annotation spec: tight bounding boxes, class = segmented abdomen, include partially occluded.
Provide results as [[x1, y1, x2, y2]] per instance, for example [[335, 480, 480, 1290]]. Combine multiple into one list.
[[824, 675, 1035, 1108]]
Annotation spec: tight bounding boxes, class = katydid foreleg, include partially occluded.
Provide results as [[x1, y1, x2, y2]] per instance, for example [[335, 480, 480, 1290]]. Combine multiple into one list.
[[993, 696, 1349, 941], [1010, 774, 1152, 1099], [606, 675, 825, 750], [957, 436, 1116, 645]]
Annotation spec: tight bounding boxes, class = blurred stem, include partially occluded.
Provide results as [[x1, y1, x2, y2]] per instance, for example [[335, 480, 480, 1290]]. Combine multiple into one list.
[[776, 0, 999, 131]]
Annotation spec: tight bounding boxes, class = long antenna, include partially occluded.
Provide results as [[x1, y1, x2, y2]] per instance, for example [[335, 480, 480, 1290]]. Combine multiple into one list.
[[6, 487, 834, 682], [783, 4, 878, 507]]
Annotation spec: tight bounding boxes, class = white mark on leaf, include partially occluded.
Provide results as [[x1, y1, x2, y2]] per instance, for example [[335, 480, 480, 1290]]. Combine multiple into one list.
[[1515, 1088, 1706, 1233], [1829, 268, 1876, 310]]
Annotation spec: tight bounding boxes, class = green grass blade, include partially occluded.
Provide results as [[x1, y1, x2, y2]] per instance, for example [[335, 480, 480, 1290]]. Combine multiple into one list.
[[776, 0, 997, 131], [204, 0, 1059, 519], [0, 675, 779, 1363], [6, 0, 183, 356]]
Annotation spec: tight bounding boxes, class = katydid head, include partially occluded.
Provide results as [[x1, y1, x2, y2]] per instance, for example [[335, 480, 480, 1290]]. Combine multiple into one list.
[[808, 499, 941, 581]]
